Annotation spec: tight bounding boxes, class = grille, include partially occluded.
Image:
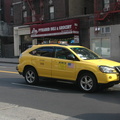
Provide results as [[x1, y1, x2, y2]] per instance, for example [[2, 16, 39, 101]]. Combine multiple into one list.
[[115, 66, 120, 73]]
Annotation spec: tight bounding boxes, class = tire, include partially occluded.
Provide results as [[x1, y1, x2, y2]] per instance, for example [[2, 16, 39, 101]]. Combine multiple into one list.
[[24, 67, 39, 85], [77, 72, 98, 92]]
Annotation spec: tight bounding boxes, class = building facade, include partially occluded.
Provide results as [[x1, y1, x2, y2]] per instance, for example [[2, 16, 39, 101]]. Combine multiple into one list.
[[90, 0, 120, 61], [0, 0, 13, 57], [13, 0, 94, 57], [11, 0, 120, 61]]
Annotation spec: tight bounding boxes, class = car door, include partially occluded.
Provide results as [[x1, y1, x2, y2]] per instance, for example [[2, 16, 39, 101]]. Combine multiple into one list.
[[52, 47, 77, 81], [31, 47, 54, 77]]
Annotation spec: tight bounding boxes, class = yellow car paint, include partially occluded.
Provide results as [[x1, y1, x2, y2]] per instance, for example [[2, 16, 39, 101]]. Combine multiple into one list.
[[17, 44, 120, 86]]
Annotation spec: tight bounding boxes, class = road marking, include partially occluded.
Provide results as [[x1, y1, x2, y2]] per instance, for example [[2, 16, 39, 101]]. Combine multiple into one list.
[[12, 83, 60, 91], [0, 70, 18, 74]]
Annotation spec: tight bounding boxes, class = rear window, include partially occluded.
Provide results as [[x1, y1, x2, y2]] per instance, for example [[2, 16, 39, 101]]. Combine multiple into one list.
[[30, 47, 54, 57]]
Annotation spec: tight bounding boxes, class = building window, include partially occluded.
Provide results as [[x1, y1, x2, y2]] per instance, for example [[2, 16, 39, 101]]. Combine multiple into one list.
[[10, 5, 13, 16], [49, 6, 54, 19], [32, 10, 36, 22], [105, 26, 111, 33], [104, 0, 110, 11], [23, 11, 27, 18], [23, 11, 27, 23], [101, 26, 111, 34], [91, 38, 110, 57]]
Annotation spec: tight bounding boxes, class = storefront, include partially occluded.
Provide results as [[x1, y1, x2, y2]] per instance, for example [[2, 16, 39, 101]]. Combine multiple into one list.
[[30, 19, 80, 45], [14, 19, 80, 57]]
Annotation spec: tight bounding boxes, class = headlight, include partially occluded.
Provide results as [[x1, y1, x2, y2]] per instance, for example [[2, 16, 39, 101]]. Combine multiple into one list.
[[99, 66, 117, 73]]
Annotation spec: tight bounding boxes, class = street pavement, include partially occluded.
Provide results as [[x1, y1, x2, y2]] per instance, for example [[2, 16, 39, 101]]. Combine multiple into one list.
[[0, 57, 120, 120], [0, 57, 81, 120]]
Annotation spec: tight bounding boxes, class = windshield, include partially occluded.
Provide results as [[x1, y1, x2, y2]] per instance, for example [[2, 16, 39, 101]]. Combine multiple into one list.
[[71, 47, 102, 60]]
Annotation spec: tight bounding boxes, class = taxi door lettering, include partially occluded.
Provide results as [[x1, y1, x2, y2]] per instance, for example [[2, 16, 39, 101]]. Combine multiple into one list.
[[58, 62, 66, 70]]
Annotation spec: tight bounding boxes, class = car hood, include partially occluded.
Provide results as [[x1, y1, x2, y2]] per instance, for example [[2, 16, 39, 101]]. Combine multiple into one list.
[[85, 59, 120, 67]]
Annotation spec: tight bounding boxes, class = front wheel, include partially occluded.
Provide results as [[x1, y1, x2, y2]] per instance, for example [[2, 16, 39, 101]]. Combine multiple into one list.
[[24, 67, 39, 85], [77, 72, 98, 92]]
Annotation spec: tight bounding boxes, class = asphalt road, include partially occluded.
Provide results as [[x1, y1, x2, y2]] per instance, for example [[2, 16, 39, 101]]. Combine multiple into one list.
[[0, 63, 120, 120]]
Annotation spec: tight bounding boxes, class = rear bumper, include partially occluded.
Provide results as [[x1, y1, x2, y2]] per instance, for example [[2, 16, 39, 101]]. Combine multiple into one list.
[[18, 71, 23, 75], [16, 66, 23, 75]]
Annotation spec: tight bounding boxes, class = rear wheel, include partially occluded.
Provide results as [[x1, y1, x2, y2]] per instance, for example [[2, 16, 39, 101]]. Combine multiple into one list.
[[24, 67, 39, 85], [77, 72, 98, 92]]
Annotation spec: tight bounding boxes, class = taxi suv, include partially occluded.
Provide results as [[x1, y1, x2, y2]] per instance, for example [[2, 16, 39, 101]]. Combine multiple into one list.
[[16, 44, 120, 92]]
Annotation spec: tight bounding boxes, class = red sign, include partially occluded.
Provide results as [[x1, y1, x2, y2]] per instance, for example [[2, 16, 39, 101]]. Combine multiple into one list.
[[30, 19, 79, 37]]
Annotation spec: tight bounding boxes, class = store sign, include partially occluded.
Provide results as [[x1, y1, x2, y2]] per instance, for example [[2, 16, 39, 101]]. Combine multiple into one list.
[[30, 19, 79, 37]]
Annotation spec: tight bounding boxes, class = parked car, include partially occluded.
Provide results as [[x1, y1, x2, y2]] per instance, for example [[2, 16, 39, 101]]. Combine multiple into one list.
[[16, 44, 120, 92]]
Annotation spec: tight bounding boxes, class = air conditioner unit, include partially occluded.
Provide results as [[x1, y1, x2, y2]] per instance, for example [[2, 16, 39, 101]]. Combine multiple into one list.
[[95, 27, 100, 32]]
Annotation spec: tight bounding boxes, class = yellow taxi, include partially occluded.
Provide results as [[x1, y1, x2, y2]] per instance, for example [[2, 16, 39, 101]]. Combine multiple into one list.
[[16, 44, 120, 92]]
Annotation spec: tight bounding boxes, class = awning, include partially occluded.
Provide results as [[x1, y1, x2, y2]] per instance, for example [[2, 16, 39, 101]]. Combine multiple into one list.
[[30, 19, 80, 38]]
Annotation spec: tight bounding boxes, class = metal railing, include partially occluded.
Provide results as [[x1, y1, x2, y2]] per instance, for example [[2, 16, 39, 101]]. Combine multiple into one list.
[[95, 1, 120, 21], [24, 14, 43, 24]]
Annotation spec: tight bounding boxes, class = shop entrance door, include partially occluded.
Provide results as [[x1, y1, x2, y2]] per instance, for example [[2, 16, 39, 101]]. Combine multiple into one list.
[[21, 35, 32, 52], [21, 43, 31, 52]]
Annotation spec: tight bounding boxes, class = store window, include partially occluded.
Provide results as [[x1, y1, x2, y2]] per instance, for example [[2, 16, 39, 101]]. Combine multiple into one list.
[[91, 38, 110, 57], [40, 36, 75, 45], [49, 6, 54, 19]]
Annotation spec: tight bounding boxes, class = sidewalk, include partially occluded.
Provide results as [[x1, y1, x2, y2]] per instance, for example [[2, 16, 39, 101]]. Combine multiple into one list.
[[0, 58, 19, 64], [0, 102, 80, 120]]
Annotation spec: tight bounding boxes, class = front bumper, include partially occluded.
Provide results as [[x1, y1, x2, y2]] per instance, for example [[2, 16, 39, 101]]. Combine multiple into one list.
[[99, 79, 120, 88], [96, 70, 120, 84], [98, 67, 120, 87]]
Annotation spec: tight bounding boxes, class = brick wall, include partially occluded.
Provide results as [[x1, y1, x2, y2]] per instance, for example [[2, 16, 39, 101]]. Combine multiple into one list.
[[13, 0, 23, 26]]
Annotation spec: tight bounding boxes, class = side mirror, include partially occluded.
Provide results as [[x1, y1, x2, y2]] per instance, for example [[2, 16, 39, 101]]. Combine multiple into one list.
[[67, 54, 75, 60]]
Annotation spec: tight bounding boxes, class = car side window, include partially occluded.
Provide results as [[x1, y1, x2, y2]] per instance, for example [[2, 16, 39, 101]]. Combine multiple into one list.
[[55, 47, 75, 60], [30, 47, 54, 57]]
